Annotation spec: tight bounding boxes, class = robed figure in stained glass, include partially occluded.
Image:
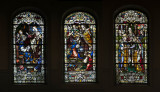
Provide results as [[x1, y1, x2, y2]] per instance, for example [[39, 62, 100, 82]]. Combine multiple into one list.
[[13, 12, 45, 83], [64, 12, 96, 82], [115, 10, 148, 83]]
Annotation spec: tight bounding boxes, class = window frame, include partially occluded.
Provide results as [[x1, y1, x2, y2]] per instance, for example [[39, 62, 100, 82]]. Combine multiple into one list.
[[9, 7, 48, 87], [61, 7, 99, 84], [113, 5, 151, 86]]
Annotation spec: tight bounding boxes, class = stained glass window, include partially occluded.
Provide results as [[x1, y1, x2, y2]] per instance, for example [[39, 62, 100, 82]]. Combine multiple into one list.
[[13, 12, 45, 83], [64, 12, 96, 82], [115, 10, 148, 83]]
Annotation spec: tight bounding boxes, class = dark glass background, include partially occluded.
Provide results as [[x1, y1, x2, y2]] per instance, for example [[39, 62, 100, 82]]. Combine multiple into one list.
[[0, 0, 157, 92]]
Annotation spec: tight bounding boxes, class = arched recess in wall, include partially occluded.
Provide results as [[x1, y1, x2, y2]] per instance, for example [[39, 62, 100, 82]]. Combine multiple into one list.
[[114, 6, 149, 84], [63, 9, 97, 82], [12, 9, 46, 84]]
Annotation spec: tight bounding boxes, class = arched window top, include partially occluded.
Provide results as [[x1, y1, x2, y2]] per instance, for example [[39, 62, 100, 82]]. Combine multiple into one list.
[[115, 10, 148, 24], [64, 12, 95, 24], [13, 12, 44, 25]]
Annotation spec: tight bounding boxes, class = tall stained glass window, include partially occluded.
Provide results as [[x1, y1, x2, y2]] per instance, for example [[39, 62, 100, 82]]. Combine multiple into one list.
[[13, 12, 45, 83], [64, 12, 96, 82], [115, 10, 148, 83]]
